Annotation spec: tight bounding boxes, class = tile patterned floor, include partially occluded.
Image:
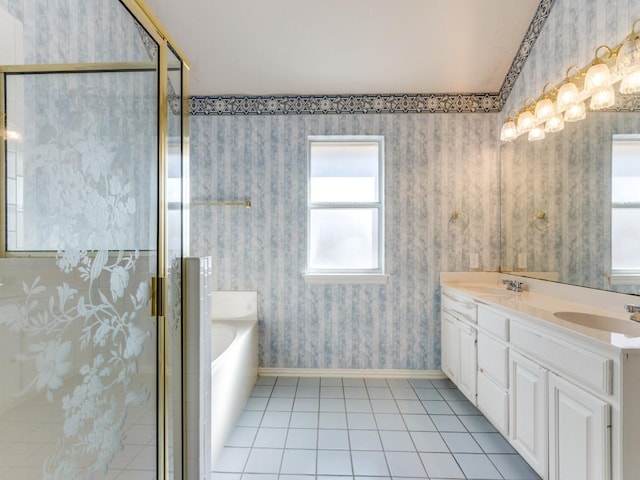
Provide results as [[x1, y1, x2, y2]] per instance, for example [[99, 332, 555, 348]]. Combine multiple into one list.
[[213, 376, 541, 480]]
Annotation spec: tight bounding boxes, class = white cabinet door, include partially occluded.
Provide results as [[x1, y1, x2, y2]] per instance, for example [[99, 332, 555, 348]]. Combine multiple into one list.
[[477, 370, 509, 434], [548, 373, 611, 480], [509, 350, 547, 477], [441, 312, 460, 381], [458, 323, 477, 402]]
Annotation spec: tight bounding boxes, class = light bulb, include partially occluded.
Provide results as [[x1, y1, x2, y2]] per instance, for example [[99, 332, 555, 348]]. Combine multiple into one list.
[[615, 30, 640, 76], [528, 125, 545, 141], [620, 70, 640, 94], [564, 101, 586, 122], [516, 111, 535, 133], [500, 120, 517, 142], [589, 86, 615, 110], [556, 82, 580, 111], [584, 63, 612, 94], [535, 98, 556, 122], [545, 114, 564, 133]]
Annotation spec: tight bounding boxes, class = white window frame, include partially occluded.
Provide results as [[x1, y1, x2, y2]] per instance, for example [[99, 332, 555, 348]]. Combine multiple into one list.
[[610, 134, 640, 285], [304, 135, 387, 285]]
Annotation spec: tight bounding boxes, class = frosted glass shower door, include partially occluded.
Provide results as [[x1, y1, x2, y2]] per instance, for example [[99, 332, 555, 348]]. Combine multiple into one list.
[[0, 68, 160, 479]]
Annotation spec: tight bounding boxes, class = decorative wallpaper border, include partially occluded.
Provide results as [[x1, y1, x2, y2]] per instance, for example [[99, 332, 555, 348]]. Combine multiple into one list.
[[497, 0, 556, 108], [189, 0, 553, 116], [189, 93, 500, 115]]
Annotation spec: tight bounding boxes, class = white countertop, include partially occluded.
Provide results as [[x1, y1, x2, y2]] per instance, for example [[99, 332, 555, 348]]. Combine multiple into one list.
[[442, 280, 640, 351]]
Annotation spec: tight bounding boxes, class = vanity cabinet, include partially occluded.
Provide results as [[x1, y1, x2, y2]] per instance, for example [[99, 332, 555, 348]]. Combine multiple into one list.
[[476, 306, 510, 435], [440, 291, 477, 403], [509, 350, 548, 476], [548, 372, 610, 480]]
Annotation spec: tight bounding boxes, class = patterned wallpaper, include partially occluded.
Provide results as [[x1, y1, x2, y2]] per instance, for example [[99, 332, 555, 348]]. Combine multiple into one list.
[[190, 113, 500, 369], [0, 0, 150, 64]]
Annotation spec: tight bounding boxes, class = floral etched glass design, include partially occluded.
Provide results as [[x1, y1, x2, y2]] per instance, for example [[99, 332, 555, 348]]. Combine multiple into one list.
[[1, 57, 159, 480]]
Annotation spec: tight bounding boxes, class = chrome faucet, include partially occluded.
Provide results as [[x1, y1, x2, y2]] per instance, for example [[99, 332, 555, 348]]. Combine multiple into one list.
[[502, 279, 525, 293], [625, 304, 640, 322]]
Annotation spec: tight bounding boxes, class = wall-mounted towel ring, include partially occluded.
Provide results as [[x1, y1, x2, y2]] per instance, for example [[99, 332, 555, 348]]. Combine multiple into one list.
[[533, 211, 549, 231], [449, 211, 469, 232]]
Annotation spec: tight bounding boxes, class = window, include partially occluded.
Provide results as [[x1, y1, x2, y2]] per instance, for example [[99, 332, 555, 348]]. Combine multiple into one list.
[[305, 135, 386, 283], [611, 135, 640, 283]]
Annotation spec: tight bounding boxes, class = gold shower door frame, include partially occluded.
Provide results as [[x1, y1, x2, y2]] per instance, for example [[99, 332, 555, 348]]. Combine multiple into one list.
[[0, 1, 190, 479]]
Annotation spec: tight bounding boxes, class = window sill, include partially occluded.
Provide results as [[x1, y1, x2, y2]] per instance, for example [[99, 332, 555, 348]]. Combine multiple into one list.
[[303, 274, 390, 285], [609, 273, 640, 286]]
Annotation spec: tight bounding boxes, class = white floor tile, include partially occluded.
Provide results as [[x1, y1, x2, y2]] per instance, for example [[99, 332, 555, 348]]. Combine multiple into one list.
[[374, 413, 406, 430], [280, 449, 316, 475], [253, 428, 287, 448], [318, 412, 347, 429], [349, 430, 383, 451], [419, 452, 465, 478], [410, 431, 448, 453], [454, 453, 503, 479], [285, 428, 317, 449], [317, 450, 352, 475], [319, 398, 345, 412], [347, 412, 377, 430], [385, 451, 427, 477], [244, 448, 283, 474], [379, 430, 415, 452], [318, 429, 349, 450], [489, 453, 541, 479], [352, 450, 389, 476]]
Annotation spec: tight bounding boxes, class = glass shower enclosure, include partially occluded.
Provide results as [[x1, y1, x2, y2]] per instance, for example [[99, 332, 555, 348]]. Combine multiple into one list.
[[0, 1, 188, 479]]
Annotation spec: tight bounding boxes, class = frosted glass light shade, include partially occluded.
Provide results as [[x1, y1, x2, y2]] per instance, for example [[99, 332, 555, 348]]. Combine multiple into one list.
[[584, 63, 612, 94], [616, 31, 640, 76], [528, 125, 545, 141], [516, 111, 535, 133], [500, 120, 517, 142], [545, 114, 564, 133], [535, 98, 556, 122], [589, 86, 615, 110], [564, 101, 586, 122], [556, 82, 580, 111], [620, 71, 640, 94]]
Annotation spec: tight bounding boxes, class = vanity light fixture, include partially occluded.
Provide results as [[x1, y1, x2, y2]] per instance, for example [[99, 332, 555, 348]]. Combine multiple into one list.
[[564, 100, 587, 122], [528, 125, 545, 141], [500, 19, 640, 143], [500, 111, 518, 142], [516, 110, 535, 134], [616, 19, 640, 93], [545, 113, 564, 133], [534, 84, 557, 122]]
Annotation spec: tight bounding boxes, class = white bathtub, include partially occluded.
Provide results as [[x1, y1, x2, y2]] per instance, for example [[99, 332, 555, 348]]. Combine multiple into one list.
[[210, 292, 258, 468]]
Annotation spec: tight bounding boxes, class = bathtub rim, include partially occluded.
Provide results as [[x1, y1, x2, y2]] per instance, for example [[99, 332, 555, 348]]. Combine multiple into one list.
[[211, 318, 257, 370]]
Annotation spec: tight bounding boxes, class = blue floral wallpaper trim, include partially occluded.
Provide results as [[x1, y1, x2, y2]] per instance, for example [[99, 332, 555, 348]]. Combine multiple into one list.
[[189, 0, 554, 116]]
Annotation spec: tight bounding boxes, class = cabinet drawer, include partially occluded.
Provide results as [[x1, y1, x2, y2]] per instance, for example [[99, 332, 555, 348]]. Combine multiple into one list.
[[511, 321, 612, 395], [477, 371, 509, 434], [478, 306, 509, 340], [442, 289, 477, 324], [478, 332, 508, 388]]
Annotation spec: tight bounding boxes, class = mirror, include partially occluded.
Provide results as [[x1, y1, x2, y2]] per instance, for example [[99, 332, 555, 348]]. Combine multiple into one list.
[[500, 102, 640, 295]]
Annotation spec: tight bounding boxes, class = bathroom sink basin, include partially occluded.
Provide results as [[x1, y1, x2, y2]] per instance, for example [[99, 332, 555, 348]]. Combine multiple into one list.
[[553, 311, 640, 336]]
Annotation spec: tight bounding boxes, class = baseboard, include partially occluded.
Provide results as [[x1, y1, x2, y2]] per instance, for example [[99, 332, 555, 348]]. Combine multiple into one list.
[[258, 367, 446, 379]]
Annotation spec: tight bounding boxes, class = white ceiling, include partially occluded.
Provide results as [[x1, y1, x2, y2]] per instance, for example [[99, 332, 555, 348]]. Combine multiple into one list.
[[146, 0, 541, 96]]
